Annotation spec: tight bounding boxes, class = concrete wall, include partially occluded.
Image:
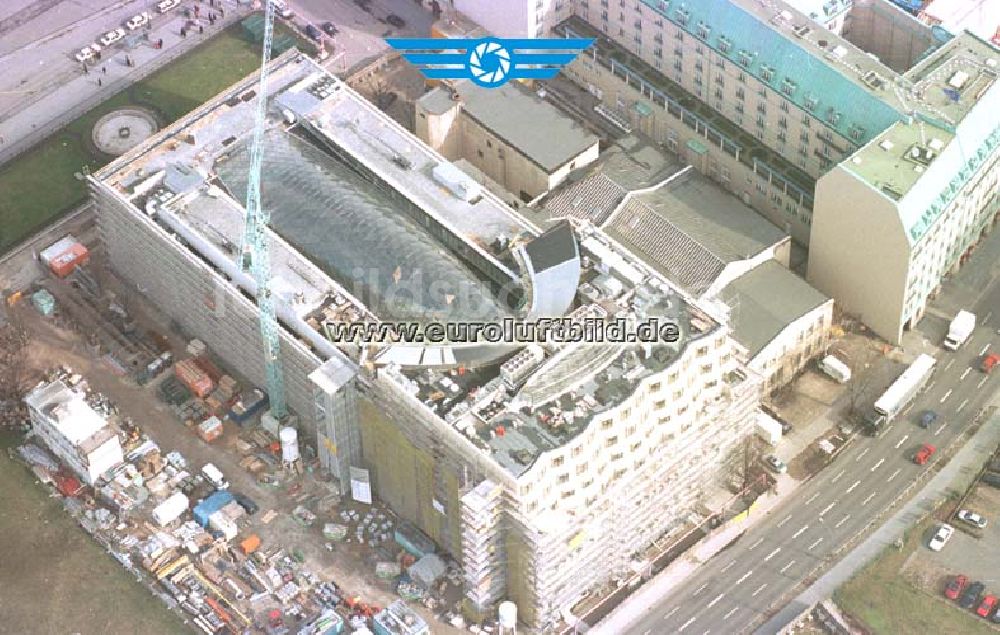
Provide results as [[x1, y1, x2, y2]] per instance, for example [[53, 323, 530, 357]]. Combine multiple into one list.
[[844, 0, 936, 73], [750, 298, 834, 393], [807, 166, 910, 343]]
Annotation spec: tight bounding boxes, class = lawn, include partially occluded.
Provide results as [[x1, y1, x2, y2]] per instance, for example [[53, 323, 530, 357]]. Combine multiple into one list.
[[834, 515, 996, 635], [0, 432, 191, 634], [0, 21, 301, 253]]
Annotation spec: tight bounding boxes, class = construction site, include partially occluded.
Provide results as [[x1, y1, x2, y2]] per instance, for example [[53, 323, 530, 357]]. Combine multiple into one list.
[[1, 17, 772, 635]]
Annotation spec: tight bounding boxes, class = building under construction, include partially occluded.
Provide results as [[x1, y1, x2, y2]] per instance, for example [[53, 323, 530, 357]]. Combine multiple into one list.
[[90, 51, 761, 629]]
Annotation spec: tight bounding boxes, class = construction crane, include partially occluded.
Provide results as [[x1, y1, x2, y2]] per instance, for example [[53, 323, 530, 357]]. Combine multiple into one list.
[[239, 0, 287, 420]]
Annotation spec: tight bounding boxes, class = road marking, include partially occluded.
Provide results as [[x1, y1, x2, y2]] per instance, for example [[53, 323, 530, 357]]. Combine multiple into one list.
[[678, 617, 696, 632], [707, 593, 726, 609], [871, 458, 885, 472], [958, 399, 969, 412], [643, 630, 651, 635], [808, 537, 824, 550], [831, 469, 846, 483], [720, 560, 735, 573], [701, 630, 711, 635], [925, 380, 936, 392], [980, 376, 990, 389], [945, 359, 955, 371], [692, 583, 708, 597], [792, 525, 809, 539], [835, 514, 852, 529], [780, 560, 796, 574], [895, 434, 909, 449], [887, 468, 901, 482], [664, 607, 679, 620], [764, 547, 782, 562], [935, 423, 946, 436], [846, 479, 861, 494], [862, 492, 877, 506], [777, 514, 792, 528], [962, 368, 972, 380], [751, 583, 768, 597], [940, 389, 952, 403], [981, 344, 990, 356], [805, 492, 820, 505], [819, 501, 837, 517], [856, 448, 870, 462], [735, 570, 753, 585], [723, 607, 739, 620], [748, 537, 763, 550]]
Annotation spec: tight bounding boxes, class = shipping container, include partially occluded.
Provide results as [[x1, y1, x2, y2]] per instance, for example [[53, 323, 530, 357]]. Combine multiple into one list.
[[174, 359, 214, 398], [193, 490, 234, 527], [40, 235, 78, 264], [49, 243, 90, 278], [394, 522, 436, 559], [229, 388, 268, 425]]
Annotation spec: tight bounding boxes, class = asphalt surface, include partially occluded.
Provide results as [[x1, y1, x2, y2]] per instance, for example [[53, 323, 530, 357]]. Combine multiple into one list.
[[627, 249, 1000, 634]]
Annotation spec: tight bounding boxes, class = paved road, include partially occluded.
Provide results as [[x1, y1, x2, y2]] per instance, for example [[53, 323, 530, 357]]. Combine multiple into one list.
[[288, 0, 433, 73], [623, 245, 1000, 634]]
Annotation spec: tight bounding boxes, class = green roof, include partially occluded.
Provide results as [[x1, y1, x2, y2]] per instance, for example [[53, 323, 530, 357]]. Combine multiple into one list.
[[641, 0, 904, 144], [720, 261, 830, 357]]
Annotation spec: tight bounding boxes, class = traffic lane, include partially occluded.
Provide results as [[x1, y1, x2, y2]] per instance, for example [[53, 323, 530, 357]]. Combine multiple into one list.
[[647, 352, 999, 634]]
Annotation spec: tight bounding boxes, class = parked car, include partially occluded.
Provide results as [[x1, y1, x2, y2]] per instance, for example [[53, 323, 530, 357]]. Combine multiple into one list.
[[763, 455, 787, 474], [957, 509, 988, 529], [961, 581, 986, 609], [919, 410, 937, 429], [304, 24, 323, 42], [75, 46, 96, 62], [126, 11, 151, 30], [232, 492, 259, 515], [914, 443, 936, 465], [386, 14, 406, 28], [322, 21, 338, 36], [99, 28, 126, 46], [978, 595, 998, 618], [945, 574, 969, 601], [928, 523, 954, 551], [983, 472, 1000, 488], [157, 0, 181, 12]]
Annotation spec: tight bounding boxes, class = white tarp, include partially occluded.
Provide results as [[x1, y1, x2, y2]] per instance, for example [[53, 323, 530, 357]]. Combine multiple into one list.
[[152, 492, 189, 527], [350, 466, 372, 504]]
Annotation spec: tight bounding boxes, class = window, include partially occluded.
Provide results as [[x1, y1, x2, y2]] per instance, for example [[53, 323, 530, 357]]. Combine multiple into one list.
[[605, 436, 618, 448], [559, 473, 569, 484], [486, 140, 492, 149], [553, 456, 565, 467], [477, 149, 484, 158], [718, 36, 732, 54]]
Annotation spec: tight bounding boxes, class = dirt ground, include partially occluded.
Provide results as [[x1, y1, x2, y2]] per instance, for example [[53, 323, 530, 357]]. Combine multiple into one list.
[[6, 246, 467, 634]]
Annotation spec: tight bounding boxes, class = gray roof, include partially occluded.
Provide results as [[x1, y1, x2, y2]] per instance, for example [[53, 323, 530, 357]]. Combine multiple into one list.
[[447, 82, 599, 172], [634, 171, 786, 263], [720, 261, 830, 357]]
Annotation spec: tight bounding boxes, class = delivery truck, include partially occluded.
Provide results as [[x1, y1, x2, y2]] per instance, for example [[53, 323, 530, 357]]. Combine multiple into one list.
[[943, 310, 975, 350]]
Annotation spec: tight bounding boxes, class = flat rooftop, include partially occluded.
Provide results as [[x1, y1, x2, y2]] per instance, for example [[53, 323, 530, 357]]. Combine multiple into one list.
[[719, 261, 830, 357], [25, 380, 113, 450], [421, 81, 600, 173]]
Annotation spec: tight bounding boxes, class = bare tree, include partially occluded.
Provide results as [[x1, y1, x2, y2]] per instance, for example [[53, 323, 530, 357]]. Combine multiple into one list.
[[845, 346, 879, 419], [0, 308, 33, 414]]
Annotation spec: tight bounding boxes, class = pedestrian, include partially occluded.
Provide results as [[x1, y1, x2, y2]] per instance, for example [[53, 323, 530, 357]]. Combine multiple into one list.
[[98, 78, 102, 87], [199, 25, 204, 35], [181, 28, 186, 38], [102, 65, 106, 74], [82, 64, 89, 75], [0, 135, 5, 145]]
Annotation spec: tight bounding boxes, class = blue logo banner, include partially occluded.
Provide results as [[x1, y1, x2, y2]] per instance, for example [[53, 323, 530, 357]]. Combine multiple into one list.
[[386, 37, 594, 88]]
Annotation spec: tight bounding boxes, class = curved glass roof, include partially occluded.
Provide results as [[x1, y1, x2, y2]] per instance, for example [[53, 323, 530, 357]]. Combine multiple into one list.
[[216, 130, 510, 322]]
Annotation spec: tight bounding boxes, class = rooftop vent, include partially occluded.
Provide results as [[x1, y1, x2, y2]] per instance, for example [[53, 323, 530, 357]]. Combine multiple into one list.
[[948, 70, 970, 90], [906, 144, 936, 166], [862, 70, 886, 90], [879, 139, 894, 151], [928, 138, 945, 151], [827, 45, 848, 60]]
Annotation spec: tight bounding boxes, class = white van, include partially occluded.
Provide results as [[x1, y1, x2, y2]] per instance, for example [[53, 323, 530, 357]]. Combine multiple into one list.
[[201, 463, 229, 490], [818, 355, 851, 383]]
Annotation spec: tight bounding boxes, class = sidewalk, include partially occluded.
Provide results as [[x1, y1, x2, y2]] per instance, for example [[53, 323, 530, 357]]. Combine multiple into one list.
[[756, 400, 1000, 634], [0, 0, 251, 167]]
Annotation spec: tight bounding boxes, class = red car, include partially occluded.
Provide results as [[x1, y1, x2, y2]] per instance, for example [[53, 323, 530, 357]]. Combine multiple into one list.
[[982, 352, 1000, 374], [977, 594, 998, 618], [946, 575, 969, 601], [914, 443, 936, 465]]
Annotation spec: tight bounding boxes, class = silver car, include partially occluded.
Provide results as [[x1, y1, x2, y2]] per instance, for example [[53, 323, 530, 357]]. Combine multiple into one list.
[[957, 509, 988, 529]]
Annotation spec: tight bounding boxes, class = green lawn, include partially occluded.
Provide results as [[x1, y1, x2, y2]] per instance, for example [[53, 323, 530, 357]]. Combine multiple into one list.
[[0, 22, 302, 252], [834, 516, 995, 635], [0, 432, 190, 634]]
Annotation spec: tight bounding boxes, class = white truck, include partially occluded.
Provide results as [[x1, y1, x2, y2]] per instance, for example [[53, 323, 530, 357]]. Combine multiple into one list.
[[818, 354, 851, 383], [943, 310, 975, 350], [866, 353, 936, 433]]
